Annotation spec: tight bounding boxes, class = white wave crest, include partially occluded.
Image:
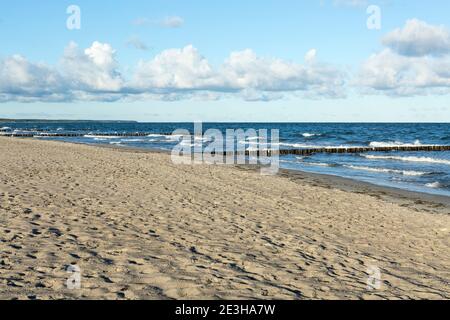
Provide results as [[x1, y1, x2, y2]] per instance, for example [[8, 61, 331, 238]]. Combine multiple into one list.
[[279, 142, 365, 149], [302, 162, 332, 167], [84, 135, 121, 139], [121, 139, 145, 142], [362, 154, 450, 165], [344, 165, 428, 176], [425, 182, 442, 188], [167, 134, 188, 141], [302, 133, 320, 138], [368, 140, 426, 148]]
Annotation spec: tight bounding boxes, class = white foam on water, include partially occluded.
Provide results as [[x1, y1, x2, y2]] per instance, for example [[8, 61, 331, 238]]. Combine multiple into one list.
[[279, 142, 363, 149], [84, 135, 121, 139], [279, 142, 313, 148], [147, 133, 173, 139], [167, 134, 188, 141], [179, 140, 204, 148], [121, 139, 145, 142], [279, 159, 298, 164], [362, 154, 450, 165], [302, 162, 333, 167], [302, 133, 320, 138], [344, 165, 428, 176], [368, 140, 433, 148], [238, 136, 260, 141], [145, 134, 188, 141], [238, 140, 260, 145], [425, 182, 442, 188]]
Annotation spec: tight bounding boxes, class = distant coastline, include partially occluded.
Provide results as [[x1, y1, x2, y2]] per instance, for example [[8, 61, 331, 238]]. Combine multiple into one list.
[[1, 119, 450, 124], [0, 119, 138, 123]]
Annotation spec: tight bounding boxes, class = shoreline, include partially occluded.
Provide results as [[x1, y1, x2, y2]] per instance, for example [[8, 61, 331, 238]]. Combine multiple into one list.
[[279, 169, 450, 215], [1, 137, 449, 300], [73, 139, 450, 214]]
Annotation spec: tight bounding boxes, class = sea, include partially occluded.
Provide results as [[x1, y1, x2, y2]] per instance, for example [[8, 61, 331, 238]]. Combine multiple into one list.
[[1, 121, 450, 197]]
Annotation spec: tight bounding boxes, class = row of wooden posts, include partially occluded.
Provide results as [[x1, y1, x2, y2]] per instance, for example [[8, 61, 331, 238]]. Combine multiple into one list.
[[0, 132, 173, 137], [2, 132, 450, 155], [222, 145, 450, 156]]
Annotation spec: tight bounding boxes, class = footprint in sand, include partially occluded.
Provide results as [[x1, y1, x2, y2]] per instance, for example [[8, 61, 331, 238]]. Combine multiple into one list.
[[48, 228, 63, 237], [31, 229, 41, 236], [100, 275, 114, 284]]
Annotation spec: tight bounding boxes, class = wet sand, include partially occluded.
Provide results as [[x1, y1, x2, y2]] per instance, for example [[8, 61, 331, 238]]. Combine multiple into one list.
[[0, 137, 449, 300]]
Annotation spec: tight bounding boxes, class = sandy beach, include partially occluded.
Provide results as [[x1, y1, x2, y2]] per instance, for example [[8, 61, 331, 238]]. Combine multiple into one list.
[[0, 137, 449, 300]]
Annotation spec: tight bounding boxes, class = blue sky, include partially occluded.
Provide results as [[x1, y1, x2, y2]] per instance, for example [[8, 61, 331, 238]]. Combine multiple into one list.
[[1, 0, 450, 122]]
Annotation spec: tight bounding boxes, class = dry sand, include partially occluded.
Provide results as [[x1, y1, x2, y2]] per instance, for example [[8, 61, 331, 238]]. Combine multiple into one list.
[[0, 137, 449, 300]]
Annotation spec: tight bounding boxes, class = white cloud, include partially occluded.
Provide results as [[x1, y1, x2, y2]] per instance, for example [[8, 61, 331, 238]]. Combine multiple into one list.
[[0, 43, 346, 102], [61, 41, 124, 92], [161, 16, 184, 28], [132, 16, 184, 28], [359, 20, 450, 96], [126, 36, 149, 51], [132, 46, 347, 99], [305, 49, 317, 63], [220, 49, 346, 98], [132, 45, 219, 91], [382, 19, 450, 57], [0, 41, 125, 102], [0, 55, 66, 102]]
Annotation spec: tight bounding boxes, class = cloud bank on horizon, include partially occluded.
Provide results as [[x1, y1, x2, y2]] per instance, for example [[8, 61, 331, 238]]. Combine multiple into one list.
[[1, 19, 450, 103]]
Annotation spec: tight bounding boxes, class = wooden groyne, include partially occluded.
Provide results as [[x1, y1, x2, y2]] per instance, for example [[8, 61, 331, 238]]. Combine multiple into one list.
[[215, 145, 450, 156], [276, 145, 450, 155], [0, 132, 174, 138]]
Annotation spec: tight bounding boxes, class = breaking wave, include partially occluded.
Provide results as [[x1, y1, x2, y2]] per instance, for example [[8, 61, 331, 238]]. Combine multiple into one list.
[[362, 154, 450, 165]]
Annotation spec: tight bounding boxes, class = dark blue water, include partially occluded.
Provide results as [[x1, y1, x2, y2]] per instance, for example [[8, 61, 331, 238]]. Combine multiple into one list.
[[2, 122, 450, 197]]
